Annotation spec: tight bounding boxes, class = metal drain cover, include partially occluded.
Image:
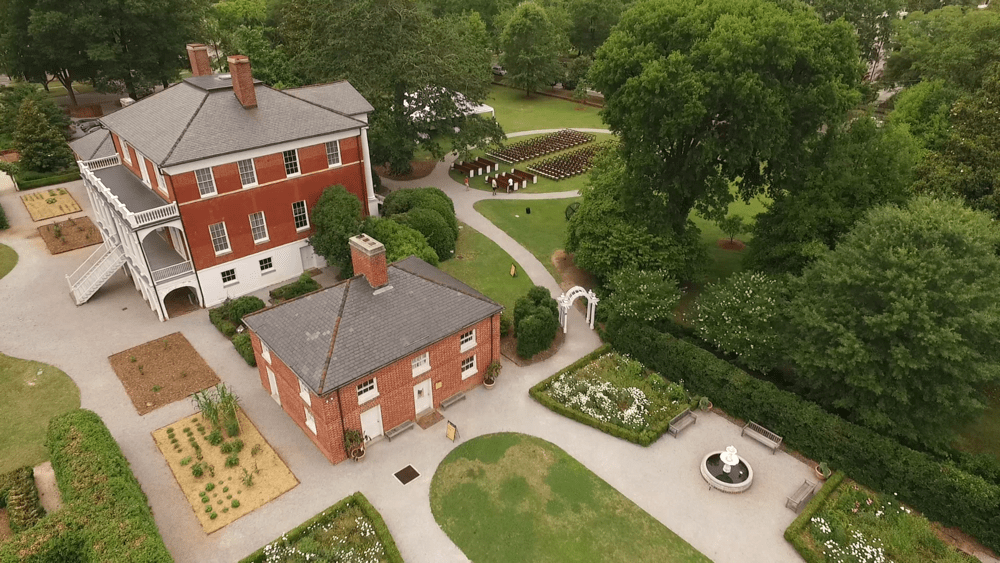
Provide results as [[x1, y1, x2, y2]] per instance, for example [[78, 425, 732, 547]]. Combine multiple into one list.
[[394, 465, 420, 485]]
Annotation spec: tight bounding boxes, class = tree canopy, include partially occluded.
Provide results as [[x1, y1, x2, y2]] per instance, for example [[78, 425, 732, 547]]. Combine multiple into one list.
[[309, 185, 363, 277], [788, 197, 1000, 448], [500, 2, 565, 96], [888, 79, 960, 152], [589, 0, 863, 236], [806, 0, 902, 72], [13, 98, 73, 172], [361, 216, 439, 265]]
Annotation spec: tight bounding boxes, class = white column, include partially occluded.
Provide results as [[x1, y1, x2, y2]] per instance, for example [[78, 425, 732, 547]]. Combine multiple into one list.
[[360, 128, 378, 217]]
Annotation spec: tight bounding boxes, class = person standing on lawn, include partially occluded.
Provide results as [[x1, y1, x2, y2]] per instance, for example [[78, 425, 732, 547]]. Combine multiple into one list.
[[507, 177, 513, 193]]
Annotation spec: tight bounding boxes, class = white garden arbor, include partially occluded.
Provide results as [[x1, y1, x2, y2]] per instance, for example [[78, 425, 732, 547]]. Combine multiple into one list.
[[558, 286, 599, 333]]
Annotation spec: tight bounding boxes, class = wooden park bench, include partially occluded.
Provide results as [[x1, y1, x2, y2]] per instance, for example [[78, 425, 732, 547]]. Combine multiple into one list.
[[667, 408, 697, 437], [741, 421, 783, 453], [511, 168, 537, 184], [440, 391, 466, 409], [474, 157, 496, 174], [786, 479, 817, 512], [384, 420, 414, 441]]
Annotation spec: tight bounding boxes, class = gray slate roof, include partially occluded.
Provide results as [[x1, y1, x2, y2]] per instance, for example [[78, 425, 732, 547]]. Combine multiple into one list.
[[100, 77, 370, 168], [92, 165, 169, 213], [69, 129, 116, 161], [244, 257, 502, 396], [283, 81, 375, 116]]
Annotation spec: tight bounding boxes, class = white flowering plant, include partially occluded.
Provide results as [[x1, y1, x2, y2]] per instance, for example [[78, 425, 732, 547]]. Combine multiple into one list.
[[257, 501, 389, 563]]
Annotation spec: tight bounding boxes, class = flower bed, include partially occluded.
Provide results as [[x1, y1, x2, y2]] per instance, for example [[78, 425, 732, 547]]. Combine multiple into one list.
[[787, 472, 978, 563], [530, 346, 693, 445]]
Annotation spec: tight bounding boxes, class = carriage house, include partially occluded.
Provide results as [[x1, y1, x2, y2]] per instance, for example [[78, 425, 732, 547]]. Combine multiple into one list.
[[243, 235, 503, 464], [68, 44, 378, 320]]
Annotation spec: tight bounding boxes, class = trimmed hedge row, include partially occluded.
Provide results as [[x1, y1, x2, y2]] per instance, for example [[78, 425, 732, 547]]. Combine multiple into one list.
[[232, 333, 256, 366], [0, 201, 8, 230], [606, 320, 1000, 553], [269, 272, 320, 301], [784, 471, 846, 563], [15, 169, 80, 191], [529, 344, 689, 446], [0, 409, 171, 563], [209, 296, 265, 367], [240, 492, 403, 563], [0, 466, 44, 532]]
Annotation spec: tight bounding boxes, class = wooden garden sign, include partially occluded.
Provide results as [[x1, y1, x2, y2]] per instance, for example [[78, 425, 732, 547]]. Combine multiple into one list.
[[510, 264, 517, 277], [446, 421, 459, 442]]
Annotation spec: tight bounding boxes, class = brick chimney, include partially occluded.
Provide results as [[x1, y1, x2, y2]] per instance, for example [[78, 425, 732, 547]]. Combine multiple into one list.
[[349, 235, 389, 289], [227, 55, 257, 109], [186, 44, 212, 77]]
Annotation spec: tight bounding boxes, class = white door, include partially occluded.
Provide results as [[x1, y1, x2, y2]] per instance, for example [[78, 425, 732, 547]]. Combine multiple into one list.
[[300, 245, 315, 270], [360, 405, 383, 441], [413, 379, 433, 415], [266, 367, 281, 406]]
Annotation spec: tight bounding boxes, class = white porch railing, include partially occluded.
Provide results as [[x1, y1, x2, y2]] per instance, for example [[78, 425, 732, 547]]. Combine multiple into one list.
[[66, 241, 111, 288], [79, 156, 180, 230], [66, 244, 126, 305], [151, 261, 194, 283]]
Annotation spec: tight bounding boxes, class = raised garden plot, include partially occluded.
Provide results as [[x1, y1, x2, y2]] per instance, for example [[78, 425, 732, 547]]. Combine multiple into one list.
[[108, 332, 221, 415], [20, 188, 80, 221], [241, 492, 402, 562], [788, 473, 978, 563], [153, 408, 298, 533], [530, 347, 694, 445], [38, 215, 102, 254], [430, 433, 711, 563]]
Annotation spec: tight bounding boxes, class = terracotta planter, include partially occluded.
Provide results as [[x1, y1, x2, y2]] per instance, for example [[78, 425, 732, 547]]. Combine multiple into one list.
[[814, 465, 830, 481], [483, 379, 496, 389], [351, 447, 366, 461]]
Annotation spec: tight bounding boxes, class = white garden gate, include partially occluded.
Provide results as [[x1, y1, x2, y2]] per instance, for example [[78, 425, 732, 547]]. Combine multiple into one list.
[[558, 286, 599, 333]]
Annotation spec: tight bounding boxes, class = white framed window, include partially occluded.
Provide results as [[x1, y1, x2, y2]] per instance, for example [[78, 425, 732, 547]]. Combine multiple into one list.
[[259, 257, 274, 273], [249, 211, 269, 244], [325, 140, 341, 167], [155, 167, 168, 196], [260, 341, 271, 364], [266, 367, 280, 405], [120, 140, 132, 164], [304, 406, 316, 433], [460, 329, 476, 352], [299, 378, 311, 406], [237, 159, 257, 187], [357, 377, 378, 404], [411, 352, 430, 377], [221, 268, 236, 284], [292, 200, 309, 231], [208, 222, 230, 255], [282, 149, 300, 176], [461, 356, 477, 379], [195, 167, 216, 196]]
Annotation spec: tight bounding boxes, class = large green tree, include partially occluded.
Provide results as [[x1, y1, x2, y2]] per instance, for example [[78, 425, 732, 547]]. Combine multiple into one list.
[[13, 98, 73, 172], [309, 185, 362, 276], [0, 83, 69, 143], [565, 0, 624, 55], [589, 0, 863, 236], [806, 0, 902, 73], [746, 117, 921, 275], [888, 79, 960, 152], [788, 197, 1000, 448], [500, 2, 565, 96]]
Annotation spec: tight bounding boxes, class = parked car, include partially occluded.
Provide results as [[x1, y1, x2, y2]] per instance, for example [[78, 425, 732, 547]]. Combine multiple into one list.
[[492, 64, 507, 76]]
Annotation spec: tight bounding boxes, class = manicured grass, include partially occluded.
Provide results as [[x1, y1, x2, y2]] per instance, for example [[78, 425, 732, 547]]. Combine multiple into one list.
[[0, 353, 81, 474], [793, 477, 977, 563], [43, 81, 95, 98], [488, 84, 606, 133], [438, 222, 534, 320], [953, 384, 1000, 460], [688, 192, 770, 284], [474, 198, 580, 282], [431, 433, 711, 563], [0, 243, 18, 280]]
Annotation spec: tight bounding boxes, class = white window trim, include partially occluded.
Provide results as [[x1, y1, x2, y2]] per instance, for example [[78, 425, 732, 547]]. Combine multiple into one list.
[[460, 329, 477, 353], [259, 257, 275, 274], [283, 149, 301, 177], [221, 268, 238, 286], [326, 140, 342, 168], [260, 341, 271, 364], [209, 222, 231, 256], [249, 211, 269, 244], [461, 355, 478, 380], [138, 155, 151, 187], [299, 378, 311, 406], [237, 158, 258, 188], [411, 352, 430, 377], [304, 406, 316, 434], [121, 140, 132, 164], [292, 200, 310, 232], [266, 367, 281, 405], [196, 167, 218, 197], [357, 378, 379, 405], [155, 167, 168, 196]]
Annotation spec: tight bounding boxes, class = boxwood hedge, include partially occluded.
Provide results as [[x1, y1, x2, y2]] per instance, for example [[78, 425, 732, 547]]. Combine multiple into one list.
[[0, 466, 44, 533]]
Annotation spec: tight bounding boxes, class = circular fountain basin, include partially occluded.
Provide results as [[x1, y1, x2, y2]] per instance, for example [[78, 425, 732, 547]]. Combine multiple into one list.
[[701, 451, 754, 493]]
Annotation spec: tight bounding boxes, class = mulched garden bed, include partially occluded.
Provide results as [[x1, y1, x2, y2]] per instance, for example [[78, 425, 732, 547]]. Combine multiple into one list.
[[38, 216, 102, 254], [716, 238, 746, 251], [500, 329, 565, 367], [108, 332, 221, 415], [374, 160, 437, 181]]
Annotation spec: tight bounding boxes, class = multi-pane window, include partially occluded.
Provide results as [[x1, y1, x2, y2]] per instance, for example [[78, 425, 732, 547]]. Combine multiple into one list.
[[260, 341, 271, 364], [208, 222, 230, 254], [292, 201, 309, 230], [282, 149, 299, 175], [221, 269, 236, 284], [121, 140, 132, 164], [304, 407, 316, 433], [357, 377, 378, 403], [460, 329, 476, 352], [461, 356, 477, 379], [249, 211, 268, 243], [237, 159, 257, 186], [259, 257, 273, 272], [325, 141, 341, 167], [195, 168, 216, 196], [299, 378, 311, 406], [411, 352, 430, 377]]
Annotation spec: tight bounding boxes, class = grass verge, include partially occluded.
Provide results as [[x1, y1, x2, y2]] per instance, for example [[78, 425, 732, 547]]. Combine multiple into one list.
[[488, 84, 606, 132], [0, 244, 17, 280], [474, 198, 580, 283]]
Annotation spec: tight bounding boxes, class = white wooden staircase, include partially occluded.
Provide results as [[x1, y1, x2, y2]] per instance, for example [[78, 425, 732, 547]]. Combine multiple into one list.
[[67, 240, 126, 305]]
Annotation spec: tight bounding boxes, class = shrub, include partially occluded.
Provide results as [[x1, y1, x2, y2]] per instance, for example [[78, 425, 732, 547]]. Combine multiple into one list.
[[192, 463, 205, 478], [499, 314, 512, 337], [209, 308, 238, 338], [207, 429, 223, 446], [205, 482, 215, 492], [224, 296, 266, 325], [309, 185, 363, 276], [514, 286, 559, 359], [382, 187, 458, 239], [231, 333, 257, 367], [392, 207, 457, 260], [0, 466, 44, 532], [180, 456, 192, 466], [225, 454, 240, 468], [361, 216, 439, 265], [13, 99, 73, 173], [14, 169, 80, 190], [269, 273, 320, 301], [0, 202, 8, 230], [232, 499, 240, 508], [220, 439, 244, 454]]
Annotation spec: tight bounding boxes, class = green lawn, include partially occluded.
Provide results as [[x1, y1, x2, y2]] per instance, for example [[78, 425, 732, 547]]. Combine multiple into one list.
[[0, 243, 17, 280], [438, 222, 535, 319], [474, 198, 580, 283], [488, 85, 606, 133], [689, 193, 770, 284], [0, 353, 81, 474], [43, 81, 95, 99], [953, 384, 1000, 460], [431, 433, 711, 563]]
